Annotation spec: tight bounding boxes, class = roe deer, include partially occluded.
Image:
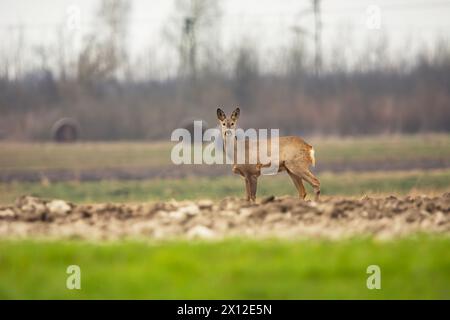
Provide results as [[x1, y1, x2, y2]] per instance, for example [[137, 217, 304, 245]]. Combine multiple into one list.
[[217, 107, 320, 202]]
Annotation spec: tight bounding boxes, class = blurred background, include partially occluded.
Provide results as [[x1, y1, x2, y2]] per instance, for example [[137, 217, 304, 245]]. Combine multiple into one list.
[[1, 0, 449, 140], [0, 0, 449, 202]]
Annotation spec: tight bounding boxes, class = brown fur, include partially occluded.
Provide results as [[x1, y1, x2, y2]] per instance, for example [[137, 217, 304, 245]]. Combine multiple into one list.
[[217, 107, 321, 202]]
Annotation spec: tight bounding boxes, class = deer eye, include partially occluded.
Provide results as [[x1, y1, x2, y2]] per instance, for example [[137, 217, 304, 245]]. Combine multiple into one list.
[[231, 122, 234, 126]]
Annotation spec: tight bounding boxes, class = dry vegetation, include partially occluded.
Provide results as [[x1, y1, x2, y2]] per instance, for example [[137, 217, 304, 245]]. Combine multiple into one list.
[[1, 134, 449, 182], [2, 58, 449, 141]]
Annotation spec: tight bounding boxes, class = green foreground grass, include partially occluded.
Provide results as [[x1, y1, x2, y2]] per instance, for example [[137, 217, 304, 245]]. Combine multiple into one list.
[[0, 237, 449, 299], [1, 169, 449, 204]]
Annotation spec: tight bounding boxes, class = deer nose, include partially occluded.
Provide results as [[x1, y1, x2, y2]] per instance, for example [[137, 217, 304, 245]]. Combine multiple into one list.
[[225, 129, 233, 136]]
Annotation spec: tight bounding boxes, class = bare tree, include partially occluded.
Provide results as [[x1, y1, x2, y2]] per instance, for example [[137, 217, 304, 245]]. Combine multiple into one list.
[[233, 44, 259, 108], [11, 25, 25, 80], [163, 0, 221, 79], [285, 28, 309, 78], [77, 0, 131, 86]]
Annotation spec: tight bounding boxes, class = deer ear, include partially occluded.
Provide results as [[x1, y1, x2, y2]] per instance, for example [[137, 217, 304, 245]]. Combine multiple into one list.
[[231, 107, 240, 121], [217, 108, 226, 121]]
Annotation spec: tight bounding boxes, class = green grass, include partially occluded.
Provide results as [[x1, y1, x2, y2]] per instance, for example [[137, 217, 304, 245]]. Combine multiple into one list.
[[0, 237, 449, 299], [313, 134, 450, 163], [1, 169, 449, 204], [1, 134, 449, 171]]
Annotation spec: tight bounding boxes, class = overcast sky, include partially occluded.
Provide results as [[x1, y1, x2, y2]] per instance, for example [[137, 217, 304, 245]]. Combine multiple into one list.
[[1, 0, 449, 73]]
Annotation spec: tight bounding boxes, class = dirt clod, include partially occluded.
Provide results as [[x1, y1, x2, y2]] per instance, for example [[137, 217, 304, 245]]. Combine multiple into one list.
[[261, 195, 275, 204]]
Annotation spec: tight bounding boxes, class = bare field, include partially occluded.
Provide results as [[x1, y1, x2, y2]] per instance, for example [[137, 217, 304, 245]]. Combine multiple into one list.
[[1, 134, 450, 182], [1, 193, 449, 240], [1, 135, 449, 240]]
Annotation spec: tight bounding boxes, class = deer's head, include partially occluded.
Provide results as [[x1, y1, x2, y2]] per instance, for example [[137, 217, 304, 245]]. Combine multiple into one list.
[[217, 107, 240, 140]]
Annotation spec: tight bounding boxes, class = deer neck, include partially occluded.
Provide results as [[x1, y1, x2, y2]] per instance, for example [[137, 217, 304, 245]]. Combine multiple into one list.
[[223, 135, 238, 164]]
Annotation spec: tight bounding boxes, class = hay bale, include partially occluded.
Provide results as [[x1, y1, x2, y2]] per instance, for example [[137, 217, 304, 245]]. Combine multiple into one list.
[[51, 118, 80, 143]]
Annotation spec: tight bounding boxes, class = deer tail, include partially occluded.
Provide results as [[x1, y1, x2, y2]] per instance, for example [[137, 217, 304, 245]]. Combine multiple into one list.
[[310, 147, 316, 167]]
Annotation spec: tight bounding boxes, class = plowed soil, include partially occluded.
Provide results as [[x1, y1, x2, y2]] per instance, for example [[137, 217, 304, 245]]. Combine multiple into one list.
[[1, 194, 449, 240]]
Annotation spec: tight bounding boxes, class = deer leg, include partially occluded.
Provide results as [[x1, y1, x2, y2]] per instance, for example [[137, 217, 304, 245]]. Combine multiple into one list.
[[234, 166, 251, 201], [248, 175, 258, 202], [287, 171, 307, 199], [244, 177, 251, 201], [285, 161, 320, 201], [298, 178, 307, 199], [299, 169, 320, 201]]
